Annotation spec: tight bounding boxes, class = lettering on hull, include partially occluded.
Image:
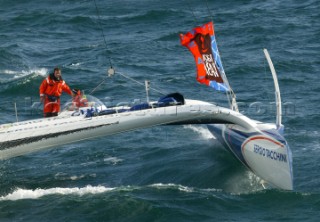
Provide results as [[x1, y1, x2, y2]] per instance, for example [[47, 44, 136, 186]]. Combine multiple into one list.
[[253, 144, 287, 163], [241, 135, 292, 189]]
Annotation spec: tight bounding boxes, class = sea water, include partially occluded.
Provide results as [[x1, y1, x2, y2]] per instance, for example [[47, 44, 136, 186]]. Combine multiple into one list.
[[0, 0, 319, 221]]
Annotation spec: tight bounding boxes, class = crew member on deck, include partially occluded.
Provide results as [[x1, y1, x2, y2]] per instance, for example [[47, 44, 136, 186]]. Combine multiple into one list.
[[39, 67, 73, 117], [72, 88, 88, 109]]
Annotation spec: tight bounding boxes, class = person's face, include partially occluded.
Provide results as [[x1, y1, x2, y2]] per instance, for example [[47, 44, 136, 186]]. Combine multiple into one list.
[[54, 70, 61, 80]]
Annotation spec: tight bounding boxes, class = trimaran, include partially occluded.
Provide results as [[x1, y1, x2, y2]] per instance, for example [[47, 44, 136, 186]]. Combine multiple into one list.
[[0, 21, 293, 190]]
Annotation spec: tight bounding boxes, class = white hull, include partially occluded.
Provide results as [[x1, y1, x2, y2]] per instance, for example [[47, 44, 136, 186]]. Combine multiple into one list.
[[0, 99, 225, 160], [207, 122, 293, 190], [0, 16, 293, 191], [0, 98, 293, 190]]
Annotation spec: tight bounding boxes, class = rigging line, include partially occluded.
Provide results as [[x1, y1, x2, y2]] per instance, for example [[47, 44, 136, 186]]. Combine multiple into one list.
[[92, 0, 113, 68], [186, 0, 198, 26], [116, 71, 166, 95], [89, 72, 166, 96], [89, 78, 106, 95], [205, 0, 214, 22]]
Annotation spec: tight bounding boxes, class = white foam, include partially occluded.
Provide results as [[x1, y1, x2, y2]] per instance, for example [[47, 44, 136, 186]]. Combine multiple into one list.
[[225, 171, 265, 194], [104, 157, 123, 165], [150, 183, 194, 192], [183, 125, 215, 140], [70, 62, 82, 67], [149, 183, 221, 193], [0, 185, 113, 201], [3, 69, 18, 75], [2, 68, 48, 78], [20, 68, 48, 77]]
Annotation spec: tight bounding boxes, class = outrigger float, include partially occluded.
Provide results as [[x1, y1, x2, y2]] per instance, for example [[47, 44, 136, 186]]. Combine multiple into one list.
[[0, 21, 293, 190]]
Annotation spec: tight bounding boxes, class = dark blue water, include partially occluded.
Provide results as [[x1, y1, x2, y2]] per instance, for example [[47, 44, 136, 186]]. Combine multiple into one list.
[[1, 0, 319, 221]]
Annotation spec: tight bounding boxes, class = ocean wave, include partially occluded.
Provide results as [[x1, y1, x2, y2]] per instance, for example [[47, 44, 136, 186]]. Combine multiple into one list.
[[0, 181, 263, 202], [0, 185, 114, 201], [0, 68, 47, 80], [0, 67, 47, 94], [148, 183, 221, 194], [0, 184, 205, 201], [54, 172, 97, 181]]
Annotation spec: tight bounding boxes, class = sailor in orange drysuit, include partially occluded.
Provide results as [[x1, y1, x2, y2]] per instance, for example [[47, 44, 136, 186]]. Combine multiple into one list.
[[72, 89, 88, 109], [39, 67, 73, 117]]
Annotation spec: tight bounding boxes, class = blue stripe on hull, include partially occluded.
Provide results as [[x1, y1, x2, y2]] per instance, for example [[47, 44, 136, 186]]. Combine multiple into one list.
[[207, 124, 293, 190], [207, 124, 252, 169]]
